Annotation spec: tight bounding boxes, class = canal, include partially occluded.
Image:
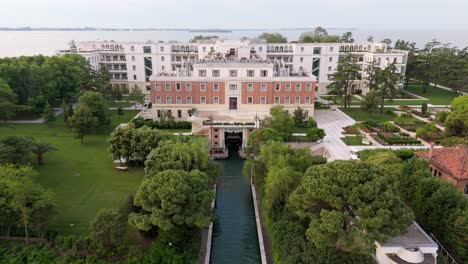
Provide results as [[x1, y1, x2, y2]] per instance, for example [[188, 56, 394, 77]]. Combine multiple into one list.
[[210, 144, 261, 264]]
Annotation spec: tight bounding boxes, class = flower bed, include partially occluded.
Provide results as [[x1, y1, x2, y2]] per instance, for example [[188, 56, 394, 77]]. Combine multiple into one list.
[[394, 116, 426, 132], [342, 125, 361, 135], [361, 121, 400, 133]]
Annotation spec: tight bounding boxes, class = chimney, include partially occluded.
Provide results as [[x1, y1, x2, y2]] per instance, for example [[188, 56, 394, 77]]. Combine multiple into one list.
[[429, 142, 435, 159]]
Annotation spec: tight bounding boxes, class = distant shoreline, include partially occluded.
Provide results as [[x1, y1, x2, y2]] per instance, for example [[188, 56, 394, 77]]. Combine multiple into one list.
[[0, 27, 356, 32]]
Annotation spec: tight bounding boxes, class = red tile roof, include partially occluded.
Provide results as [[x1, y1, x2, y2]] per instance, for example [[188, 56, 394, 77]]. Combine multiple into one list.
[[416, 145, 468, 180]]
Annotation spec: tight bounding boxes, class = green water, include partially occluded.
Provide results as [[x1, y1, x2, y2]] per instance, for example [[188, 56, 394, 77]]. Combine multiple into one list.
[[210, 146, 261, 264]]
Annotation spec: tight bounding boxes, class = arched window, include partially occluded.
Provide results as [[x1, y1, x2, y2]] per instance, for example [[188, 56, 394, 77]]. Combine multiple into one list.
[[176, 45, 180, 51], [280, 46, 283, 52], [359, 45, 363, 51], [185, 45, 189, 51], [275, 46, 279, 52], [289, 46, 293, 52]]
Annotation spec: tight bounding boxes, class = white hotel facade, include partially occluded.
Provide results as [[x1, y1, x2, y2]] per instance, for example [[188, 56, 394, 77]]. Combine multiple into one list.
[[60, 38, 409, 101]]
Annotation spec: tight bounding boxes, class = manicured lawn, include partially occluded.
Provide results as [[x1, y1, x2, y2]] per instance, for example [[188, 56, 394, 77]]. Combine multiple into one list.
[[107, 101, 134, 108], [340, 108, 397, 122], [341, 135, 365, 146], [404, 84, 458, 105], [0, 110, 144, 235]]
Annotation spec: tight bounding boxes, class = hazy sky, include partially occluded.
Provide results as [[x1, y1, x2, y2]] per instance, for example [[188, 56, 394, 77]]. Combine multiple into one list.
[[2, 0, 468, 29]]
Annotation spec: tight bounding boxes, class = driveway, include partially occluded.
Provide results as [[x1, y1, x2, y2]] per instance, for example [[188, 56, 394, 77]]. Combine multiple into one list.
[[314, 108, 356, 161]]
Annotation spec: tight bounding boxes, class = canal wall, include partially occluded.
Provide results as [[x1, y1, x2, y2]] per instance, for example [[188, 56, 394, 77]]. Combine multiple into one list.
[[199, 184, 216, 264], [251, 178, 268, 264]]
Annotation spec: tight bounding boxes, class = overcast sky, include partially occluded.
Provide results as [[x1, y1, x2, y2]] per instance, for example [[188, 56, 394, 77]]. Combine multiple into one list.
[[2, 0, 468, 29]]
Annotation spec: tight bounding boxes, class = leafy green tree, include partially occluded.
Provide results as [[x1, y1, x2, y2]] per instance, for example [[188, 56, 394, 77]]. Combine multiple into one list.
[[375, 63, 402, 113], [246, 128, 283, 155], [89, 208, 127, 247], [367, 36, 374, 42], [0, 78, 18, 122], [129, 86, 145, 109], [257, 32, 287, 43], [306, 127, 325, 141], [360, 90, 379, 112], [144, 138, 212, 177], [421, 102, 428, 114], [0, 136, 34, 165], [328, 54, 361, 109], [445, 109, 468, 137], [108, 123, 136, 166], [394, 39, 416, 51], [190, 35, 218, 43], [65, 103, 74, 124], [450, 95, 468, 112], [69, 104, 97, 144], [32, 142, 57, 165], [340, 32, 354, 43], [292, 107, 306, 127], [381, 38, 392, 46], [263, 105, 295, 139], [288, 160, 414, 254], [79, 91, 110, 126], [42, 102, 56, 127], [129, 170, 213, 231], [130, 126, 169, 162], [364, 63, 382, 91], [264, 166, 302, 215]]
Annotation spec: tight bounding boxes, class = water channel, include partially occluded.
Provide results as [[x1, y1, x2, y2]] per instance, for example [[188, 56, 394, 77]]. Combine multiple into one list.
[[210, 144, 261, 264]]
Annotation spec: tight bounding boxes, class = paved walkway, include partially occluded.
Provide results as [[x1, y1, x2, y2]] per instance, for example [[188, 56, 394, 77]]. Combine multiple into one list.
[[314, 108, 356, 161]]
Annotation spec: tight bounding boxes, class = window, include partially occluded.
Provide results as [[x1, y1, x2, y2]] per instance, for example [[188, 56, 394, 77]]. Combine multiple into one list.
[[146, 85, 151, 91], [247, 96, 253, 104], [177, 110, 182, 118], [161, 66, 165, 71], [214, 96, 219, 104], [306, 83, 312, 91], [186, 96, 192, 104], [161, 56, 165, 62], [330, 47, 334, 52], [285, 83, 291, 91], [301, 47, 304, 52], [132, 65, 136, 71], [313, 47, 321, 54], [285, 96, 290, 104], [295, 83, 301, 91], [166, 96, 172, 104], [176, 83, 181, 91], [247, 70, 255, 77], [156, 96, 161, 103], [261, 83, 267, 91], [305, 96, 310, 104], [202, 47, 206, 52], [259, 47, 263, 52], [133, 75, 137, 80], [200, 83, 206, 91], [393, 58, 398, 63], [199, 70, 206, 77], [131, 46, 134, 51], [155, 83, 160, 91], [229, 84, 237, 91], [160, 46, 164, 52], [143, 46, 151, 53], [186, 83, 191, 91], [329, 57, 333, 62], [275, 96, 280, 104], [132, 56, 135, 62], [275, 83, 281, 91], [261, 97, 266, 104], [212, 70, 220, 77], [157, 110, 161, 118], [176, 96, 182, 103], [213, 83, 219, 91], [230, 70, 237, 77], [165, 83, 171, 91], [300, 57, 304, 62], [260, 70, 268, 77], [328, 66, 332, 71], [247, 83, 253, 91], [295, 96, 300, 104], [200, 96, 206, 104]]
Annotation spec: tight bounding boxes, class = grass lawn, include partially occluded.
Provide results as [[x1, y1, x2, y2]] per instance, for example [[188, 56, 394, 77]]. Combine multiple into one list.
[[292, 126, 310, 133], [0, 110, 144, 235], [341, 135, 365, 146], [340, 108, 396, 122], [404, 84, 458, 105]]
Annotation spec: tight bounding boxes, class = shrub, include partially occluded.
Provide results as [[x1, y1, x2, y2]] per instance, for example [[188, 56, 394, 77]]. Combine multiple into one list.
[[131, 117, 191, 130], [383, 121, 400, 132], [310, 156, 327, 165], [307, 117, 317, 128], [306, 127, 325, 141], [436, 111, 448, 123], [117, 107, 124, 115], [421, 103, 428, 114], [416, 128, 428, 139]]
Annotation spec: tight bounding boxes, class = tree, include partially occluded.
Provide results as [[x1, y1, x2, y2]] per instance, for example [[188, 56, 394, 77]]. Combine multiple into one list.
[[421, 102, 428, 114], [364, 63, 382, 91], [0, 136, 34, 165], [450, 95, 468, 112], [144, 137, 212, 177], [313, 27, 328, 36], [68, 104, 97, 144], [263, 105, 295, 139], [42, 102, 56, 127], [445, 109, 468, 137], [375, 63, 402, 113], [306, 127, 325, 141], [32, 142, 57, 165], [394, 39, 416, 51], [65, 103, 73, 124], [190, 35, 218, 43], [89, 208, 126, 247], [246, 128, 283, 154], [0, 78, 18, 122], [360, 90, 379, 112], [288, 160, 414, 254], [130, 125, 168, 162], [79, 91, 110, 126], [129, 86, 145, 109], [257, 32, 287, 43], [264, 166, 302, 215], [328, 54, 360, 109], [108, 123, 135, 166], [340, 32, 354, 43], [292, 107, 306, 127], [129, 170, 213, 231], [381, 38, 392, 46], [366, 36, 374, 42]]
